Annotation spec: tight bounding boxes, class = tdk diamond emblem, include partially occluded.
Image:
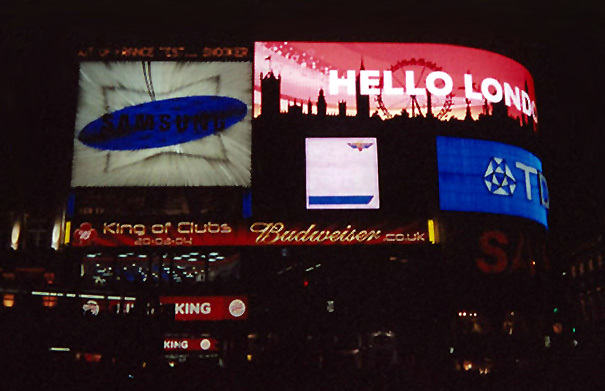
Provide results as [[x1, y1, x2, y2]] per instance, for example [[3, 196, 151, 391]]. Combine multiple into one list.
[[484, 157, 516, 196]]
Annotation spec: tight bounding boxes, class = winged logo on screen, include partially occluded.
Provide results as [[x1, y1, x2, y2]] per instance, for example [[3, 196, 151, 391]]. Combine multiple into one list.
[[347, 142, 373, 151]]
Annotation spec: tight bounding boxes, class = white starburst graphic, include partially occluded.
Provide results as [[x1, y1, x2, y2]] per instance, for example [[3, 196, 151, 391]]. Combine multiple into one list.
[[484, 157, 516, 196]]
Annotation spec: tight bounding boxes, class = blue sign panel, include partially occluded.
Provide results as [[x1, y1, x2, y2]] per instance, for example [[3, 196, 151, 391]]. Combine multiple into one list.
[[436, 137, 548, 228]]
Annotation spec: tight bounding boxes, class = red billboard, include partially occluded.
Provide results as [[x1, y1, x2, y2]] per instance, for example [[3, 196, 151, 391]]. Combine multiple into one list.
[[164, 337, 219, 351], [160, 296, 248, 321], [69, 219, 432, 247], [254, 42, 537, 130]]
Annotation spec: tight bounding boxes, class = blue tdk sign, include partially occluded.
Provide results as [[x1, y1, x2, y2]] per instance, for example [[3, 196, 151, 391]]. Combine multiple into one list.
[[436, 136, 549, 228]]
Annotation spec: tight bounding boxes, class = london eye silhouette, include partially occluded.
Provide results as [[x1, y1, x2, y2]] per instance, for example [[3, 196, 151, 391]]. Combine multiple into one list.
[[375, 58, 454, 120]]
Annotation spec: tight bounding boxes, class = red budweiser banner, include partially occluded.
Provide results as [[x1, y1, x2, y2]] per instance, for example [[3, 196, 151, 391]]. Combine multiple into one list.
[[70, 220, 432, 247]]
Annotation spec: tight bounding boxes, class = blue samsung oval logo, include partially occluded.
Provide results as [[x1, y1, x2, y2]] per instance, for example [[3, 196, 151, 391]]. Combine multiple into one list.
[[78, 96, 248, 151]]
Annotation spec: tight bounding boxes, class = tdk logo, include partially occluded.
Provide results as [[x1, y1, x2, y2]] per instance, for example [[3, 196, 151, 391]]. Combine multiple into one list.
[[484, 156, 549, 209], [484, 157, 517, 196]]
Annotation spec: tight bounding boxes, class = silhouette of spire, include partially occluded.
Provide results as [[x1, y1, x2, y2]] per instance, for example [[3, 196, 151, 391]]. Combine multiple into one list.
[[356, 57, 370, 118], [339, 101, 347, 116], [464, 98, 473, 121], [317, 89, 327, 117]]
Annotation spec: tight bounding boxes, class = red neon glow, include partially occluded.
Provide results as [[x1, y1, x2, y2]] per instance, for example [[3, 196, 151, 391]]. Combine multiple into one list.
[[254, 42, 537, 129]]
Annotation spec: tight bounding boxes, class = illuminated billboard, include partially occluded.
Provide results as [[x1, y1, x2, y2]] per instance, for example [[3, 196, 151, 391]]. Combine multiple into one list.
[[436, 136, 549, 227], [160, 296, 248, 321], [254, 42, 537, 130], [305, 137, 379, 209], [69, 219, 431, 246], [164, 337, 219, 351], [72, 61, 252, 187]]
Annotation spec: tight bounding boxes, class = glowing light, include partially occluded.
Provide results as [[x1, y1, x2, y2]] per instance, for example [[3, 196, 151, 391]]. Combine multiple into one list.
[[80, 294, 105, 299], [3, 294, 15, 308], [200, 339, 211, 350], [428, 220, 436, 243], [327, 300, 335, 313], [42, 296, 58, 307], [32, 291, 53, 296], [64, 221, 71, 244], [247, 354, 253, 362], [50, 347, 70, 352], [51, 217, 62, 250], [11, 220, 21, 250]]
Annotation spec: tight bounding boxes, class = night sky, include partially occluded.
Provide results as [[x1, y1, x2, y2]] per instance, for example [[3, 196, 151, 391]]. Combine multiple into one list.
[[1, 2, 603, 259]]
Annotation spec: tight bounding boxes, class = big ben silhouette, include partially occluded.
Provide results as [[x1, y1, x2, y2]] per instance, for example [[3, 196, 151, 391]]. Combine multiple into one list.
[[260, 70, 281, 116]]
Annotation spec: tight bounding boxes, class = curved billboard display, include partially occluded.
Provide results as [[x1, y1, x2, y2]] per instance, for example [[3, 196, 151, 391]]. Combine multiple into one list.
[[254, 42, 538, 130], [436, 136, 549, 227]]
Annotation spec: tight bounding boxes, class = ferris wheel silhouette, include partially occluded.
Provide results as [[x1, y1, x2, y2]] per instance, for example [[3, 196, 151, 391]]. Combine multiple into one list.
[[376, 58, 454, 120]]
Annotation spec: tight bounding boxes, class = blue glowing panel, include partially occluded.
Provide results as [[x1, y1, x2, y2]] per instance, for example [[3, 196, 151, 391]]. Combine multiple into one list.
[[436, 136, 548, 228], [306, 138, 380, 209]]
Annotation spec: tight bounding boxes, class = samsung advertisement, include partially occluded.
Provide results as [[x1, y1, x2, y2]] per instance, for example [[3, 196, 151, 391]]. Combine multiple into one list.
[[72, 61, 252, 187], [436, 136, 548, 228]]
